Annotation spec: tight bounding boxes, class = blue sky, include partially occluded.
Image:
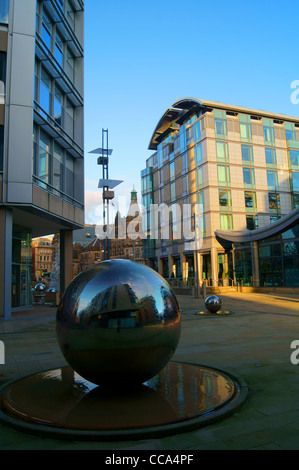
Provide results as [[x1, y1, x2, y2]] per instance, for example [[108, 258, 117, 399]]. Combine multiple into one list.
[[83, 0, 299, 224]]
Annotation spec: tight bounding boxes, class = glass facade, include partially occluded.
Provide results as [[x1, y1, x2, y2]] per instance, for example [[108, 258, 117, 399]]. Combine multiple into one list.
[[0, 0, 9, 23], [12, 227, 32, 308], [233, 223, 299, 287]]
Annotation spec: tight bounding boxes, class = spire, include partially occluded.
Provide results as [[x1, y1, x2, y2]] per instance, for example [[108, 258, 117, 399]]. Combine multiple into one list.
[[130, 185, 138, 204]]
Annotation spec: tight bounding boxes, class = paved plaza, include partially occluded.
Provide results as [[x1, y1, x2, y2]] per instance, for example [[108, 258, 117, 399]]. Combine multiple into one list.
[[0, 291, 299, 450]]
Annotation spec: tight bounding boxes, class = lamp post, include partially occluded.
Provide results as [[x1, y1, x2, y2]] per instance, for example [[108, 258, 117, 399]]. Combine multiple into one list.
[[89, 129, 123, 260]]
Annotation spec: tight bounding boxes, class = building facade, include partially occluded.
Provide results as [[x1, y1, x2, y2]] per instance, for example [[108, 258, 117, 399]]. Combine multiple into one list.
[[0, 0, 84, 318], [141, 98, 299, 288], [32, 236, 53, 283]]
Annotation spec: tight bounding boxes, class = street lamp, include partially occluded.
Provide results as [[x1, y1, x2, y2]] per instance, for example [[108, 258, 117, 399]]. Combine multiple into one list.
[[89, 129, 123, 260]]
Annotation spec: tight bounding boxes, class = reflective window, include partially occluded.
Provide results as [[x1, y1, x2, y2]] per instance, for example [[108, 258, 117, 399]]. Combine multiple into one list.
[[0, 0, 9, 23], [216, 141, 229, 162], [265, 147, 277, 166], [267, 170, 278, 190], [217, 165, 230, 186], [169, 161, 175, 181], [219, 189, 232, 211], [290, 150, 299, 169], [42, 10, 52, 50], [39, 131, 50, 186], [263, 119, 275, 144], [246, 215, 258, 230], [195, 143, 202, 166], [0, 125, 4, 171], [285, 122, 296, 141], [0, 52, 6, 103], [54, 85, 62, 126], [241, 144, 253, 165], [220, 214, 233, 230], [244, 191, 257, 212], [239, 114, 252, 142], [291, 172, 299, 191], [243, 167, 255, 187], [40, 68, 51, 115], [55, 32, 63, 66], [268, 192, 280, 213], [196, 167, 203, 190], [214, 110, 227, 138]]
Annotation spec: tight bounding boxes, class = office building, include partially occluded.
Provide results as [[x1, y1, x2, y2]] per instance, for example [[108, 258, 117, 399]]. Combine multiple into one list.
[[141, 98, 299, 289], [0, 0, 84, 318]]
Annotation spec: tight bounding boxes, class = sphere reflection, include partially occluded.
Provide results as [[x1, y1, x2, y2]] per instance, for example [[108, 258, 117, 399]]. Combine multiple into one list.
[[56, 260, 181, 387], [205, 295, 222, 313]]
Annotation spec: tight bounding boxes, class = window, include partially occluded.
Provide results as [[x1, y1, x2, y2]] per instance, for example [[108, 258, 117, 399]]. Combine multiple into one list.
[[169, 161, 175, 181], [39, 131, 50, 187], [196, 167, 203, 190], [216, 141, 229, 162], [42, 10, 52, 50], [289, 150, 299, 169], [179, 124, 186, 153], [54, 85, 62, 126], [194, 120, 201, 143], [66, 47, 75, 81], [65, 153, 74, 198], [268, 193, 281, 213], [220, 214, 233, 230], [195, 143, 202, 166], [40, 68, 51, 116], [241, 144, 253, 165], [265, 148, 276, 166], [243, 167, 255, 187], [0, 0, 9, 23], [55, 32, 63, 66], [0, 52, 6, 103], [244, 191, 257, 212], [246, 215, 258, 230], [214, 110, 227, 138], [291, 172, 299, 192], [217, 165, 230, 186], [285, 122, 296, 141], [0, 125, 3, 172], [239, 114, 252, 142], [53, 143, 63, 193], [267, 170, 278, 190], [219, 189, 232, 211], [170, 182, 176, 202], [65, 99, 74, 138], [263, 119, 275, 144], [292, 193, 299, 209], [67, 0, 75, 27]]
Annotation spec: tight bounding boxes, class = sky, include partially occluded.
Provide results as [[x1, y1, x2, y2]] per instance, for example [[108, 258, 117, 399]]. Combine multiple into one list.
[[83, 0, 299, 225]]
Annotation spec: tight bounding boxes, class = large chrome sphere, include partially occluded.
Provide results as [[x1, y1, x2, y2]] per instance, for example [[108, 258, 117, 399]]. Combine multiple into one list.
[[205, 295, 222, 313], [35, 283, 46, 292], [56, 260, 181, 387]]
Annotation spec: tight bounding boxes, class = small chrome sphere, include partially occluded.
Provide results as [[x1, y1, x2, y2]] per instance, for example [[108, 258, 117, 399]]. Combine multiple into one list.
[[35, 283, 46, 292], [205, 295, 222, 313], [56, 260, 181, 387], [47, 288, 56, 293]]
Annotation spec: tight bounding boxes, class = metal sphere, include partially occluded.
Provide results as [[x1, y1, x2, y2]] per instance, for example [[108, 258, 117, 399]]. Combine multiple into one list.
[[47, 288, 56, 293], [205, 295, 222, 313], [35, 283, 46, 292], [56, 259, 181, 387]]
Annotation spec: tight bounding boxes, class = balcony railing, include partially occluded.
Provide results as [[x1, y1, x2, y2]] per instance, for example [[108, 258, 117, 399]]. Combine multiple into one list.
[[33, 175, 84, 210]]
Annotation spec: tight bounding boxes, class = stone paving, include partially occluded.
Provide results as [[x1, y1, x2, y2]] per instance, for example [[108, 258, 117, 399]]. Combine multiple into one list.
[[0, 291, 299, 450]]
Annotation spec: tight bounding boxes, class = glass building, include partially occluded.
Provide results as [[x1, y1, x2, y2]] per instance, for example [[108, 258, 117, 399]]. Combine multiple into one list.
[[141, 98, 299, 289], [0, 0, 84, 319]]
